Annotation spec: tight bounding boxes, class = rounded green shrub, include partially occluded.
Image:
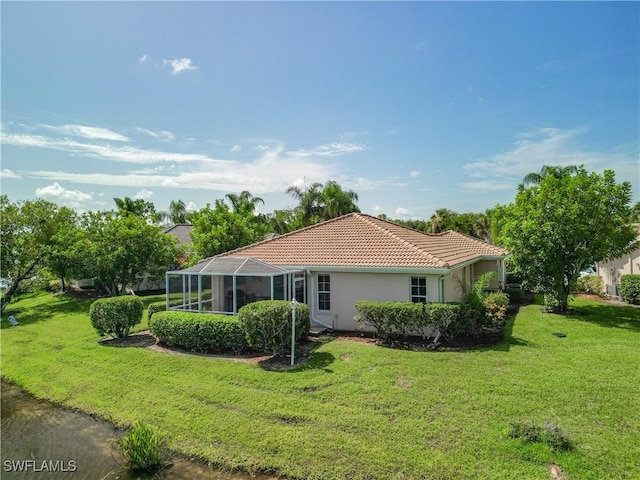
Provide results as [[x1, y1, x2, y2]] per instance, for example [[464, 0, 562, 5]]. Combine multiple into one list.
[[620, 274, 640, 305], [147, 299, 184, 320], [576, 274, 604, 295], [149, 311, 247, 352], [237, 300, 310, 355], [90, 296, 143, 338]]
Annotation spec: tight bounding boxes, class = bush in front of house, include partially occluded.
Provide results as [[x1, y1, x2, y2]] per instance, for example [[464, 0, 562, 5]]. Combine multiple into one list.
[[90, 296, 144, 338], [483, 292, 510, 330], [147, 299, 184, 320], [620, 274, 640, 305], [149, 311, 247, 352], [576, 275, 604, 296], [354, 301, 462, 340], [504, 287, 524, 304], [237, 300, 310, 355]]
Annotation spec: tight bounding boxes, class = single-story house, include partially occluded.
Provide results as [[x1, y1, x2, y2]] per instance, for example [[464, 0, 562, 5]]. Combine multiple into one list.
[[166, 213, 509, 331], [596, 236, 640, 297]]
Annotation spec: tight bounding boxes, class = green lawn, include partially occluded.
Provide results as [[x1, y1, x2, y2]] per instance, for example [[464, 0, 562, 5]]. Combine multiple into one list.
[[1, 292, 639, 479]]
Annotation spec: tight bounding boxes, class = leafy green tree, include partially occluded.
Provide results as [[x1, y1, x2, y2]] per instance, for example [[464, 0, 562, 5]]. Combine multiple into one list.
[[80, 212, 181, 296], [190, 199, 269, 259], [629, 201, 640, 223], [45, 210, 86, 291], [494, 166, 635, 312], [267, 209, 297, 234], [0, 196, 77, 311]]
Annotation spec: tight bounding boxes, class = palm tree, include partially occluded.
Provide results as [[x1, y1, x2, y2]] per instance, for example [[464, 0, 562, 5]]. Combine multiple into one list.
[[225, 191, 264, 216], [286, 182, 323, 227], [429, 208, 454, 233], [319, 180, 360, 220], [168, 199, 189, 225], [523, 165, 578, 186]]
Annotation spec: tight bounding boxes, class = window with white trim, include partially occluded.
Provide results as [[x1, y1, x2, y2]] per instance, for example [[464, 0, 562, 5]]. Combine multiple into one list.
[[318, 274, 331, 311], [411, 277, 427, 303]]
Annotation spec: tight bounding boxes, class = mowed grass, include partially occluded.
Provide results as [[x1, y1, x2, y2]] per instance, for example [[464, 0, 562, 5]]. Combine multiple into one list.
[[1, 293, 639, 479]]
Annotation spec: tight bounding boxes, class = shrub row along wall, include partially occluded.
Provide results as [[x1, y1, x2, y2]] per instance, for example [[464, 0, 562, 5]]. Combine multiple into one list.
[[355, 296, 509, 341], [620, 274, 640, 305], [147, 300, 310, 354], [150, 311, 247, 353], [353, 301, 461, 339]]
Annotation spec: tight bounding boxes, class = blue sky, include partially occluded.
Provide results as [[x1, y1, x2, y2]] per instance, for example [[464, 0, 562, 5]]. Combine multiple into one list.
[[2, 2, 638, 220]]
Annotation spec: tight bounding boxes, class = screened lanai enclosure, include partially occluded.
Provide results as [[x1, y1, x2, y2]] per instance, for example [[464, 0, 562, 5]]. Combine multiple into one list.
[[166, 257, 306, 314]]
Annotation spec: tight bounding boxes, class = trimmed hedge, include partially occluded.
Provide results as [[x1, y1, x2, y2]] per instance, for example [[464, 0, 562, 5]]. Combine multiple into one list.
[[90, 296, 144, 338], [505, 287, 524, 304], [147, 300, 183, 320], [149, 311, 247, 352], [354, 301, 462, 340], [238, 301, 310, 355], [576, 275, 604, 296], [620, 274, 640, 305]]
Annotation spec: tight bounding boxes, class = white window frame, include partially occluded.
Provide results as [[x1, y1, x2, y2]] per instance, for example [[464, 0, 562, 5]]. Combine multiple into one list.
[[410, 276, 427, 303], [317, 274, 331, 312]]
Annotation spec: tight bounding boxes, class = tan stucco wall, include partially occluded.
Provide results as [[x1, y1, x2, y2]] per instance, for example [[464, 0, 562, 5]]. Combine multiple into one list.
[[473, 260, 504, 288], [310, 272, 440, 331], [597, 247, 640, 293]]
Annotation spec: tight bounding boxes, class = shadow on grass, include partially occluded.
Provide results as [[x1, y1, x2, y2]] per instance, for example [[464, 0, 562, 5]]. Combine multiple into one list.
[[1, 293, 93, 329], [259, 337, 336, 373], [488, 305, 535, 352], [565, 302, 640, 333]]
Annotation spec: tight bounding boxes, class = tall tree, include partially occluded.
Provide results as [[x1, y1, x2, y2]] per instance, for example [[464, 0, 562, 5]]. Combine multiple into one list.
[[522, 164, 578, 186], [0, 196, 76, 311], [80, 212, 182, 296], [319, 180, 360, 220], [494, 166, 635, 312], [168, 199, 190, 225], [190, 200, 269, 259], [113, 196, 159, 222], [225, 191, 265, 216], [286, 180, 360, 227]]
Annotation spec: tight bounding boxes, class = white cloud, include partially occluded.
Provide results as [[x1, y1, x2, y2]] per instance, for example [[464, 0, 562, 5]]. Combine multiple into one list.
[[289, 141, 366, 158], [409, 170, 421, 178], [373, 205, 384, 213], [395, 207, 413, 218], [35, 182, 92, 202], [462, 127, 639, 193], [139, 54, 149, 63], [135, 127, 175, 142], [185, 201, 197, 212], [254, 144, 270, 151], [163, 58, 198, 75], [230, 144, 241, 153], [134, 189, 154, 200], [0, 169, 19, 178], [41, 124, 130, 142], [1, 132, 226, 164]]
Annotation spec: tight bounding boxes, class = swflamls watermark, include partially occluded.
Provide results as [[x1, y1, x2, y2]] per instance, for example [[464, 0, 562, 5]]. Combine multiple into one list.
[[3, 460, 77, 473]]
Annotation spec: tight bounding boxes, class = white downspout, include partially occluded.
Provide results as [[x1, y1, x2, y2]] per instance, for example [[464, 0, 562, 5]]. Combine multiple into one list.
[[306, 270, 333, 330]]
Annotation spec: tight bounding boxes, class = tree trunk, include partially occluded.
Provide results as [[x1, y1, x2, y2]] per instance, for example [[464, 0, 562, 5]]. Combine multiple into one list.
[[0, 258, 41, 313]]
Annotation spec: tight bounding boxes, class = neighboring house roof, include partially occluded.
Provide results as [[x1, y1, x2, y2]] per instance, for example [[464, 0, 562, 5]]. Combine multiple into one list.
[[214, 213, 507, 270], [163, 224, 194, 246]]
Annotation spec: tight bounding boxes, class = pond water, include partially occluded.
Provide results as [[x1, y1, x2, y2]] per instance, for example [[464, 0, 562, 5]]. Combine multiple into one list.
[[1, 381, 279, 480]]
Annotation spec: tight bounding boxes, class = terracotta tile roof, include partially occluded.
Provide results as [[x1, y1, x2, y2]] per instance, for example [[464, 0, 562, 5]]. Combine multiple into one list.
[[219, 213, 507, 270]]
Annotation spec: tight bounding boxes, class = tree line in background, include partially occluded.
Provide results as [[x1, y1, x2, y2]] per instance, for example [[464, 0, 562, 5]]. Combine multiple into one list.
[[2, 168, 639, 313]]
